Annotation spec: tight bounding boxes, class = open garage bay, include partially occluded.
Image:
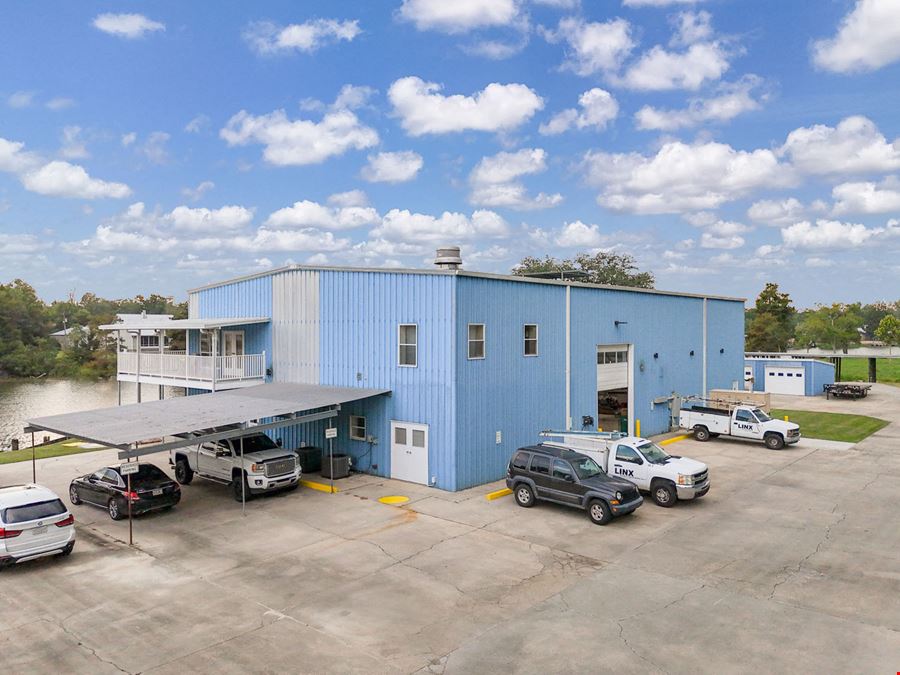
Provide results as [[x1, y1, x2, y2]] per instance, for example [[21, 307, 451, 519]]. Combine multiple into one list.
[[1, 386, 899, 673]]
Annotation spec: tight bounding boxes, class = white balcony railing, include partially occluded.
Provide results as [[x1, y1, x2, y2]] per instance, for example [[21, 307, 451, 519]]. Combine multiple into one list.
[[116, 351, 266, 390]]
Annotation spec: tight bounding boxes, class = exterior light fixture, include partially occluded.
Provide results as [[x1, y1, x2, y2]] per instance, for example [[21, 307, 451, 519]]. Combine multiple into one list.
[[720, 348, 725, 354], [615, 320, 628, 327], [690, 350, 695, 356], [653, 352, 659, 359]]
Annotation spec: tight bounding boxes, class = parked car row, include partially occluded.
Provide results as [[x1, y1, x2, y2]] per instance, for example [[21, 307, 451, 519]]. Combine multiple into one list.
[[506, 431, 712, 525]]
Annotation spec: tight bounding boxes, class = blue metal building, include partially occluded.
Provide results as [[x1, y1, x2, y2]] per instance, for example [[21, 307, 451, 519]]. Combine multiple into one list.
[[744, 356, 835, 396], [182, 261, 744, 491]]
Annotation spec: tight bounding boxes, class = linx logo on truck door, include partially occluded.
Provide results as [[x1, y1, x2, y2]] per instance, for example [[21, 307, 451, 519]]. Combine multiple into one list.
[[614, 445, 646, 483], [733, 409, 759, 435]]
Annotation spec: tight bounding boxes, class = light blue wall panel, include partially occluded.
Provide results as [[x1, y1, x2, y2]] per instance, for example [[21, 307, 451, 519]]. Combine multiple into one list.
[[706, 299, 745, 393], [570, 287, 710, 439], [744, 358, 834, 396], [318, 271, 456, 490], [454, 277, 566, 490]]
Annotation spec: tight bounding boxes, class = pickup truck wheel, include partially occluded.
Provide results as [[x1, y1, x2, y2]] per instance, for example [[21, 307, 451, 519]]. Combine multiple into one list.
[[587, 499, 612, 525], [764, 433, 785, 450], [652, 482, 677, 507], [174, 459, 193, 485], [693, 426, 710, 442], [514, 483, 535, 507], [232, 475, 251, 502]]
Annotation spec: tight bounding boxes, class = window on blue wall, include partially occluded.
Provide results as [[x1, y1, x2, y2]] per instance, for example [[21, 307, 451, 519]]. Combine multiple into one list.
[[350, 416, 366, 441], [399, 324, 417, 367], [524, 324, 538, 356], [468, 324, 485, 359]]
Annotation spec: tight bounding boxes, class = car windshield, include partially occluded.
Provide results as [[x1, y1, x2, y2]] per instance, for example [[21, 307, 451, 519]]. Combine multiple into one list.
[[753, 408, 771, 422], [637, 441, 670, 464], [570, 456, 604, 479], [230, 434, 279, 454], [3, 498, 66, 524], [128, 465, 169, 483]]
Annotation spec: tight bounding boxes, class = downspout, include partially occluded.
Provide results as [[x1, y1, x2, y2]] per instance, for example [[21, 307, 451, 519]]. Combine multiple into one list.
[[565, 284, 571, 430], [702, 298, 708, 398]]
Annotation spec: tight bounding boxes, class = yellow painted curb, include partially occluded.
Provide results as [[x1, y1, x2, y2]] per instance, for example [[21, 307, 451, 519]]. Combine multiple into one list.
[[301, 479, 338, 493], [659, 434, 691, 446], [485, 487, 512, 501], [378, 495, 410, 505]]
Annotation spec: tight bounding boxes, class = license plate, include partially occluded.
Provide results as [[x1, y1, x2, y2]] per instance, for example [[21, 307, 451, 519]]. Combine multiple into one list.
[[152, 489, 163, 496], [31, 526, 47, 536]]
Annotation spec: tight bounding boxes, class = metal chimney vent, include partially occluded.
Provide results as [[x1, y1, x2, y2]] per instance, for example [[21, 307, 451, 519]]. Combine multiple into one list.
[[434, 246, 462, 270]]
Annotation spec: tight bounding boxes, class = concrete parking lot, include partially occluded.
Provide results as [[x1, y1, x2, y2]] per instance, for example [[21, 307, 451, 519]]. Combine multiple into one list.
[[1, 385, 899, 673]]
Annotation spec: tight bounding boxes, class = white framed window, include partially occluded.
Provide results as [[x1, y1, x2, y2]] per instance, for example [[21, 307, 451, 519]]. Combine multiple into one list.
[[350, 415, 366, 441], [399, 324, 418, 367], [199, 332, 212, 356], [468, 324, 485, 360], [139, 334, 160, 348], [524, 324, 538, 356]]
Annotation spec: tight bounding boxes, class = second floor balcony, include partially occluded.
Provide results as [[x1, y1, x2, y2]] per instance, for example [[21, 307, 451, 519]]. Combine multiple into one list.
[[116, 350, 266, 391]]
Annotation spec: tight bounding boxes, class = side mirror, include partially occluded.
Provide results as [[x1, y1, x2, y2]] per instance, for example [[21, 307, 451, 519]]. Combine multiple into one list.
[[633, 457, 644, 465], [564, 474, 575, 482]]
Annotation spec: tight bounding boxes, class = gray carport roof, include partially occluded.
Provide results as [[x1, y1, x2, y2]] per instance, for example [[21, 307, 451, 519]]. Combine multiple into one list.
[[25, 383, 390, 459]]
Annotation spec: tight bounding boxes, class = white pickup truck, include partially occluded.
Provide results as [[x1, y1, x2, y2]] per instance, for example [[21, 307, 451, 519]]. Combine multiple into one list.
[[170, 431, 301, 501], [679, 404, 800, 450], [540, 431, 709, 507]]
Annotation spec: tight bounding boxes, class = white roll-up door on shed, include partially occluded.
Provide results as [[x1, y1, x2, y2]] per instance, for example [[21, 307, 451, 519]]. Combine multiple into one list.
[[764, 366, 804, 395], [597, 345, 629, 390]]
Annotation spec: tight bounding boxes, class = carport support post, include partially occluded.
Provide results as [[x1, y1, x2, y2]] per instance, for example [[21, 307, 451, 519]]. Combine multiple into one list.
[[127, 470, 133, 546], [240, 435, 245, 516], [868, 357, 877, 383], [329, 420, 334, 495], [31, 430, 35, 483]]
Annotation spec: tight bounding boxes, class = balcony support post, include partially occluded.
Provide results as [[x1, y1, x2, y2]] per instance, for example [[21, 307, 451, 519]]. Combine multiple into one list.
[[159, 329, 165, 400], [136, 329, 142, 403]]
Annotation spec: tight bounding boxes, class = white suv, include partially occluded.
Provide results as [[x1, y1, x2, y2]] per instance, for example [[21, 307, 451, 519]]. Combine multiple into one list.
[[0, 484, 75, 568]]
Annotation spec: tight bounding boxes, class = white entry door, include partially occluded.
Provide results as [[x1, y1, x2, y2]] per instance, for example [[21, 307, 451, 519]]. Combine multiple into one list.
[[765, 366, 805, 395], [390, 421, 429, 485]]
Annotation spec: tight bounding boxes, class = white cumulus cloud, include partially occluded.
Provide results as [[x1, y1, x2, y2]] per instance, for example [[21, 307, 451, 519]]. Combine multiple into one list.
[[832, 177, 900, 214], [542, 17, 635, 76], [469, 148, 563, 210], [555, 220, 606, 248], [243, 19, 361, 54], [812, 0, 900, 73], [220, 108, 378, 165], [781, 218, 899, 250], [780, 115, 900, 176], [361, 151, 424, 183], [634, 76, 763, 130], [168, 205, 254, 232], [92, 13, 165, 39], [373, 208, 510, 242], [624, 0, 706, 5], [388, 76, 543, 135], [21, 161, 132, 199], [398, 0, 520, 33], [618, 41, 731, 91], [540, 88, 618, 135], [747, 198, 808, 226], [265, 200, 379, 230]]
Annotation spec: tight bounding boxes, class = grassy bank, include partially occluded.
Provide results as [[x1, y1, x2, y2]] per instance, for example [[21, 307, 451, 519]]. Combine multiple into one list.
[[0, 438, 111, 465], [772, 409, 889, 443], [838, 358, 900, 384]]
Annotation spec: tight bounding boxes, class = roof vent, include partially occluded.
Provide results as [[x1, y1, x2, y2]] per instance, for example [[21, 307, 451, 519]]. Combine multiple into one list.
[[434, 246, 462, 270]]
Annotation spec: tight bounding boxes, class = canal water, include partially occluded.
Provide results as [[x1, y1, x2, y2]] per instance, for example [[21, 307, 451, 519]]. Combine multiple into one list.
[[0, 379, 181, 450]]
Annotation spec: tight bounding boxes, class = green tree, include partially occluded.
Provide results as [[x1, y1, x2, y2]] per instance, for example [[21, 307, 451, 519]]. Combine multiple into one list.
[[745, 283, 795, 352], [875, 314, 900, 353], [797, 303, 863, 352], [512, 251, 654, 288]]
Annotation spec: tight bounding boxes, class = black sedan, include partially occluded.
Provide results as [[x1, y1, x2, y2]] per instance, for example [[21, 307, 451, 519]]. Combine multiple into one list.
[[69, 464, 181, 520]]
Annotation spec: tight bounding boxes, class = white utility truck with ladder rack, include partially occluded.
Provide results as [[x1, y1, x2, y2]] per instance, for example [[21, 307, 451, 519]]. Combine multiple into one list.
[[539, 431, 710, 507], [679, 399, 800, 450]]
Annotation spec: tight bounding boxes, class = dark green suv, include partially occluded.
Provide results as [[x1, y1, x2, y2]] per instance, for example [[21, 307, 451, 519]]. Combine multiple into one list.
[[505, 444, 643, 525]]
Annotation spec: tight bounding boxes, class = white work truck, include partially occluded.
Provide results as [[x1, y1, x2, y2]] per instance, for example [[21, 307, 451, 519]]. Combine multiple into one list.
[[170, 431, 301, 501], [679, 403, 800, 450], [540, 431, 709, 507]]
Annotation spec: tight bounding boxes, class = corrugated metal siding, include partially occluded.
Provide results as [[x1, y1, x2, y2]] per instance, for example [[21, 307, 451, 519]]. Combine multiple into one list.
[[272, 269, 319, 384], [570, 287, 710, 439], [706, 299, 745, 395], [317, 271, 456, 490], [187, 292, 199, 319], [745, 358, 834, 396], [454, 277, 565, 490]]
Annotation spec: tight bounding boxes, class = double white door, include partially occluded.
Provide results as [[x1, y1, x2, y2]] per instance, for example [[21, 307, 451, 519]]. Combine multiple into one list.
[[390, 421, 428, 485]]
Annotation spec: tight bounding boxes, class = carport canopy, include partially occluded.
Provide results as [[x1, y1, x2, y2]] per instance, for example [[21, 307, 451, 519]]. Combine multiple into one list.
[[24, 383, 390, 461]]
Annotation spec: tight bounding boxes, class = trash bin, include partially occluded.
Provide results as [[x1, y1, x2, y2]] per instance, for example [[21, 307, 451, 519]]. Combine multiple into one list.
[[618, 416, 628, 434], [320, 453, 351, 479], [294, 446, 322, 473]]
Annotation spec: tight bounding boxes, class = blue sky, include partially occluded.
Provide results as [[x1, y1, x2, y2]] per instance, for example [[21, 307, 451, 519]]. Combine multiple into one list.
[[1, 0, 899, 307]]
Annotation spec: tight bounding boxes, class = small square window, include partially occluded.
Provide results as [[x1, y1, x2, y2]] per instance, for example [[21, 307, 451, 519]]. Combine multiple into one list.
[[350, 415, 366, 441], [524, 324, 538, 356], [468, 323, 485, 359], [394, 427, 407, 444], [412, 429, 425, 447], [399, 324, 417, 367]]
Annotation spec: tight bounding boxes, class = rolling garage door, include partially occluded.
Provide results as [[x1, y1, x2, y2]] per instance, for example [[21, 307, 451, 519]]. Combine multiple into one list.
[[764, 366, 805, 395]]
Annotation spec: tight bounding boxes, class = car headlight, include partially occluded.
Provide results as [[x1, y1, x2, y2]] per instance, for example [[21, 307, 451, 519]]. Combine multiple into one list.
[[250, 463, 265, 473], [615, 491, 623, 501], [677, 474, 693, 486]]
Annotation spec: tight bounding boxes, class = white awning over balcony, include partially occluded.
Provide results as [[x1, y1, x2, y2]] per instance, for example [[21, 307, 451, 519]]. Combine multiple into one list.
[[100, 316, 270, 331]]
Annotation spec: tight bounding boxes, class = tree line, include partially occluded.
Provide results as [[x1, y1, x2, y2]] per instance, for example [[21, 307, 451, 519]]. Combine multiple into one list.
[[745, 282, 900, 353], [0, 279, 186, 379]]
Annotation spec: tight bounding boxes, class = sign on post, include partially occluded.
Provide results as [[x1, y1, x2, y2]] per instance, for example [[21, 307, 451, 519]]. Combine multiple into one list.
[[324, 427, 337, 440], [121, 462, 139, 475]]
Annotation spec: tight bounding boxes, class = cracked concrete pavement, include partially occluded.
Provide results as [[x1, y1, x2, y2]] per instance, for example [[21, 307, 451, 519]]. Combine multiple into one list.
[[1, 385, 899, 673]]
